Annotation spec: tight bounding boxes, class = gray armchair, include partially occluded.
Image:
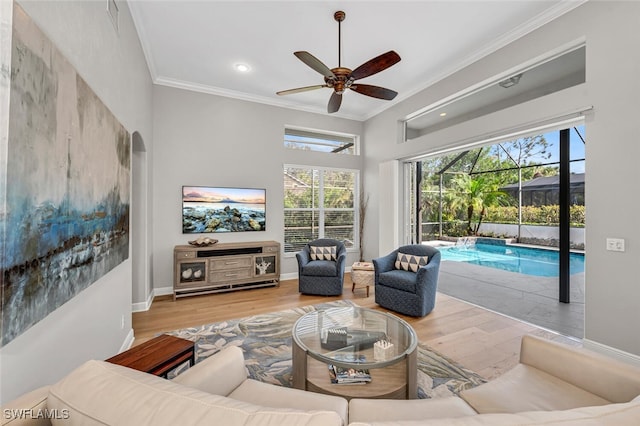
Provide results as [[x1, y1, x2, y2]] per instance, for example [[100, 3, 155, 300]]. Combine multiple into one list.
[[296, 239, 346, 296], [373, 244, 441, 317]]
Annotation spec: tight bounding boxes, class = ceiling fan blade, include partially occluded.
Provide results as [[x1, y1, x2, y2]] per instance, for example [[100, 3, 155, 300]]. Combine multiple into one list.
[[276, 85, 327, 96], [351, 84, 398, 100], [294, 51, 335, 78], [349, 50, 401, 81], [328, 92, 342, 113]]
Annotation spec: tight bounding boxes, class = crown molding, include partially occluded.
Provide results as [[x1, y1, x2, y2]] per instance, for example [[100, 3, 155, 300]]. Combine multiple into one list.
[[154, 76, 365, 121]]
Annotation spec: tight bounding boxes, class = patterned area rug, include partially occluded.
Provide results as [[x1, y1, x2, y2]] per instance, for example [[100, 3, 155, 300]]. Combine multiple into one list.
[[166, 300, 486, 399]]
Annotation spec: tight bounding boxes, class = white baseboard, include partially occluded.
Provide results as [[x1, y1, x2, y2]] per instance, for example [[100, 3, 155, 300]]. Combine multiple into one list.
[[119, 328, 135, 353], [154, 286, 173, 296], [280, 272, 298, 281], [583, 339, 640, 367], [131, 286, 173, 312], [131, 290, 155, 313]]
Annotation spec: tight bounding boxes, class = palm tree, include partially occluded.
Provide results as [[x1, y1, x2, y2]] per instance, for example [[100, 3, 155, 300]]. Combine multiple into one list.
[[450, 174, 507, 236]]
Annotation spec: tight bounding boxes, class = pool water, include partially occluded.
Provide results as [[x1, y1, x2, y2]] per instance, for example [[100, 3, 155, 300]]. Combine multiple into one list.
[[439, 243, 585, 277]]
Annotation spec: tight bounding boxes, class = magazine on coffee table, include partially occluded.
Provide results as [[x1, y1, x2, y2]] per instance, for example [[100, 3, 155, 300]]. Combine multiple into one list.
[[327, 354, 371, 384]]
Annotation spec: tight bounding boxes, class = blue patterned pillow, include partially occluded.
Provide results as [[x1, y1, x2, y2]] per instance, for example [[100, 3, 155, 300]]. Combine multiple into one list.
[[310, 245, 337, 261], [395, 252, 429, 272]]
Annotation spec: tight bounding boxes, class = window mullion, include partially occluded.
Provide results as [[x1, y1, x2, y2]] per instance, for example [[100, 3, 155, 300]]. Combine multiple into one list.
[[318, 170, 325, 238]]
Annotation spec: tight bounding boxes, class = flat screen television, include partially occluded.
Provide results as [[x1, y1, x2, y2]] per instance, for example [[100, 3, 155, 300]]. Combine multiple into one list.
[[182, 186, 266, 233]]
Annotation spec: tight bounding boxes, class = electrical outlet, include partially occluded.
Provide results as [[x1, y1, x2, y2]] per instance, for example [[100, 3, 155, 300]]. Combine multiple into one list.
[[121, 314, 125, 329], [606, 238, 625, 252]]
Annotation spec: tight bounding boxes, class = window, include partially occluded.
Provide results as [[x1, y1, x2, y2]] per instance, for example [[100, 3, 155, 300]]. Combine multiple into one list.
[[284, 166, 358, 253], [284, 127, 357, 154]]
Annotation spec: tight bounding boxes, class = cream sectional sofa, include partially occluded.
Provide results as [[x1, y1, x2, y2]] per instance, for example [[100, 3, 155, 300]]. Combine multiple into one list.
[[3, 335, 640, 425], [1, 345, 347, 426], [349, 335, 640, 425]]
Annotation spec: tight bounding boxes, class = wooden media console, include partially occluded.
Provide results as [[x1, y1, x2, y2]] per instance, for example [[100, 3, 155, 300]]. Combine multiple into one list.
[[173, 240, 280, 299]]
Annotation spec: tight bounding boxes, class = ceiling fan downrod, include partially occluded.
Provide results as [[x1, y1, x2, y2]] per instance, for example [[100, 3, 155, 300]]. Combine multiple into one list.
[[334, 11, 345, 68]]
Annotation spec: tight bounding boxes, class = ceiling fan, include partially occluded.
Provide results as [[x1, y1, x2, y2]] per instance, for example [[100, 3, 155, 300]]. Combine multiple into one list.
[[276, 11, 401, 114]]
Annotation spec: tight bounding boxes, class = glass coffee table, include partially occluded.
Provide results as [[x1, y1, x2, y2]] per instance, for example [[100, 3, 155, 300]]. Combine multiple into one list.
[[292, 306, 418, 399]]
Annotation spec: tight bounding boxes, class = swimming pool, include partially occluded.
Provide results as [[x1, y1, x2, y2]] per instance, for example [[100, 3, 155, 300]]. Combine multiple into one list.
[[439, 243, 585, 277]]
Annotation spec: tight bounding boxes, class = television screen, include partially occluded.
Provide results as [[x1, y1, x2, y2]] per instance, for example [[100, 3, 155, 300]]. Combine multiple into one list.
[[182, 186, 266, 233]]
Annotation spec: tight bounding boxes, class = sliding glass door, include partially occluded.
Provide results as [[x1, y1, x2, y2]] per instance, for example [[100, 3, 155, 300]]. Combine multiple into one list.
[[404, 125, 585, 337]]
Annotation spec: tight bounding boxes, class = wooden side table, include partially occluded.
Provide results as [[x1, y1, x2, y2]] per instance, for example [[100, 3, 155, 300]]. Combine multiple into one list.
[[106, 334, 195, 378], [351, 261, 374, 297]]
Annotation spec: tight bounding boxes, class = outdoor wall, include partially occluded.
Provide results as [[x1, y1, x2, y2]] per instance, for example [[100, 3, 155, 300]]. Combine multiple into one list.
[[151, 86, 363, 292], [475, 223, 585, 249], [0, 0, 153, 404], [363, 1, 640, 358]]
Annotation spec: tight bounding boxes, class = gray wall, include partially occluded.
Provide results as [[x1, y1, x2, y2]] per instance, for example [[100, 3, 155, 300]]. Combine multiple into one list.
[[363, 1, 640, 357], [0, 0, 153, 404], [151, 86, 363, 291]]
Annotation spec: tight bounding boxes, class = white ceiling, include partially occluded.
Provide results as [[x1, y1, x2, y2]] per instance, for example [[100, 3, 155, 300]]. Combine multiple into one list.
[[128, 1, 584, 121]]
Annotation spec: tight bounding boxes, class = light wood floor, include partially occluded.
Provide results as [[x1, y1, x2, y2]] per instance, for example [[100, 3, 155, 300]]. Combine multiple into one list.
[[133, 278, 579, 380]]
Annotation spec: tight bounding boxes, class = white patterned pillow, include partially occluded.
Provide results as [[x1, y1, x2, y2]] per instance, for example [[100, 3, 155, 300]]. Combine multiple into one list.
[[310, 245, 337, 261], [395, 252, 429, 272]]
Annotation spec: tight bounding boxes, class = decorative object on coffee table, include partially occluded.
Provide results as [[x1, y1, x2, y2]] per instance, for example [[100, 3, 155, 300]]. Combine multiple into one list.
[[374, 340, 395, 361], [351, 261, 374, 297], [106, 334, 195, 378]]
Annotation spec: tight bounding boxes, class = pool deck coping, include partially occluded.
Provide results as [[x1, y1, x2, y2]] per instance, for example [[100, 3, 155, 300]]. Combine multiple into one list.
[[424, 240, 585, 255]]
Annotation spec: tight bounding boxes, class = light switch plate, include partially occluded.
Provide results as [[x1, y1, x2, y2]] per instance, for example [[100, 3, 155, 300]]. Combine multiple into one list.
[[606, 238, 625, 252]]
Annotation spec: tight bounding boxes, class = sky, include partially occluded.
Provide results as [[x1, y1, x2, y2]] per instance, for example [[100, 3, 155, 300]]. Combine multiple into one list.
[[537, 125, 585, 174]]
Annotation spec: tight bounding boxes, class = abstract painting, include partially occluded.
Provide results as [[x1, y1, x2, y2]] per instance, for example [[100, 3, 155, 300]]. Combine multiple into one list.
[[0, 5, 130, 346]]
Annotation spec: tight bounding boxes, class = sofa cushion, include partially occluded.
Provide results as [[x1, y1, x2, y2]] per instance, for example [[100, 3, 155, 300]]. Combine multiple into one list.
[[47, 360, 342, 426], [348, 396, 477, 423], [310, 245, 337, 261], [460, 363, 610, 414], [395, 252, 428, 272], [0, 386, 51, 426], [520, 334, 640, 403], [172, 345, 247, 396], [302, 260, 337, 277], [229, 379, 348, 425], [378, 270, 417, 292], [348, 400, 640, 425]]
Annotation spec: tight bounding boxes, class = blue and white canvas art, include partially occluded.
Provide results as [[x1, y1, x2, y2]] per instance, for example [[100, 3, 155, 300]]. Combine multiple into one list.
[[0, 6, 130, 346]]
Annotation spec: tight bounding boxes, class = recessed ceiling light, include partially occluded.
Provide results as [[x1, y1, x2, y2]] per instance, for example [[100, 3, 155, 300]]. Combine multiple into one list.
[[439, 112, 447, 117], [234, 63, 251, 73]]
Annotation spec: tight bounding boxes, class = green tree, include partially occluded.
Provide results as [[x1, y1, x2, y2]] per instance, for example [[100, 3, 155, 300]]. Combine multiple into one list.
[[419, 134, 559, 237], [450, 174, 508, 235]]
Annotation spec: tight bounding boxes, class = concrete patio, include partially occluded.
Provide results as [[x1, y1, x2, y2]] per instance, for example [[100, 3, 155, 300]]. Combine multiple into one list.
[[437, 260, 585, 339]]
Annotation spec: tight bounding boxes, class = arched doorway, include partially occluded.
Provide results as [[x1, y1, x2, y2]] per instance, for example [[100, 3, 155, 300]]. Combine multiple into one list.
[[131, 131, 151, 310]]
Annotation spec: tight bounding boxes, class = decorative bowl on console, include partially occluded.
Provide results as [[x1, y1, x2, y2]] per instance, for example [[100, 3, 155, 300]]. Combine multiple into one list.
[[188, 237, 218, 247]]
